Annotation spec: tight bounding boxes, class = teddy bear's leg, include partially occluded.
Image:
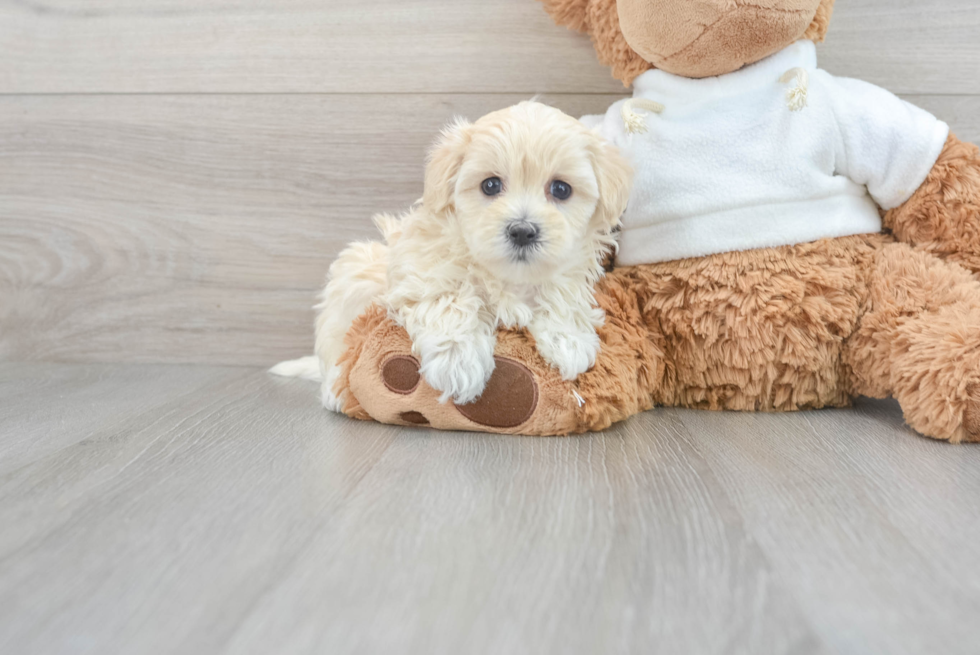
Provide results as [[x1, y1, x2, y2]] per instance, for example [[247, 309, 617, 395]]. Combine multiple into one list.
[[333, 269, 668, 435], [845, 242, 980, 442], [884, 134, 980, 275]]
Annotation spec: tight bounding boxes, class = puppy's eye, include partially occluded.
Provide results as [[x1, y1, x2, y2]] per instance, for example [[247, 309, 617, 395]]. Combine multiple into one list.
[[550, 180, 572, 201], [481, 177, 503, 196]]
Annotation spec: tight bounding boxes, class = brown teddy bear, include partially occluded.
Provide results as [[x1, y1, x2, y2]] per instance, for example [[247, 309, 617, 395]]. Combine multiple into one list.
[[330, 0, 980, 442]]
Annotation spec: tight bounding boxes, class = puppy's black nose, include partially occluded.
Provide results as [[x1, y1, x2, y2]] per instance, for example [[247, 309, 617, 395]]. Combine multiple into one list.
[[506, 222, 540, 247]]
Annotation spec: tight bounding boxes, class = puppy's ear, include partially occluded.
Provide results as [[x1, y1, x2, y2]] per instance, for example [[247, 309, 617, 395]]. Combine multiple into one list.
[[589, 136, 633, 231], [423, 118, 474, 215]]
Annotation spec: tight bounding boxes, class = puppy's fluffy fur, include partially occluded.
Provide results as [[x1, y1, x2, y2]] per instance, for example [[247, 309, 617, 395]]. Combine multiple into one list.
[[274, 101, 632, 410]]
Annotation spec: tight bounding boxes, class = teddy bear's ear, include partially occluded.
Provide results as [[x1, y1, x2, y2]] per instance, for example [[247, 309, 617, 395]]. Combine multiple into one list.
[[588, 135, 633, 231], [537, 0, 652, 87], [803, 0, 835, 42], [587, 0, 655, 87], [422, 118, 473, 216], [538, 0, 591, 33]]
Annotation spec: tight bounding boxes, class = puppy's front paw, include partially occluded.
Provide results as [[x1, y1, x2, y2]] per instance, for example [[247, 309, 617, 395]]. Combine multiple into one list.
[[416, 335, 496, 405], [532, 327, 600, 381]]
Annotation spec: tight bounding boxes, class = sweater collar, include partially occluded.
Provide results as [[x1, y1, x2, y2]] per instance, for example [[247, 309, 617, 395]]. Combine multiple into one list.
[[632, 40, 818, 103]]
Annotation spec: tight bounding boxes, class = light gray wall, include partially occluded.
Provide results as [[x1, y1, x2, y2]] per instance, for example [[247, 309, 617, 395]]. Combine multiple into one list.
[[1, 0, 978, 365]]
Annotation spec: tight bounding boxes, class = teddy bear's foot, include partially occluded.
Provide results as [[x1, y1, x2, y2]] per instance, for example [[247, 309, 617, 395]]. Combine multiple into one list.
[[378, 353, 538, 429], [338, 308, 582, 435], [846, 243, 980, 443]]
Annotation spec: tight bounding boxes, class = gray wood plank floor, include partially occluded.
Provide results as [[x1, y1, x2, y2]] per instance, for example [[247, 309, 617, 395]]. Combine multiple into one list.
[[2, 362, 979, 654]]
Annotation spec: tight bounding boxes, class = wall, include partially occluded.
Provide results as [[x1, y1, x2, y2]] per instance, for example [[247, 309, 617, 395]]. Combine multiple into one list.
[[1, 0, 978, 365]]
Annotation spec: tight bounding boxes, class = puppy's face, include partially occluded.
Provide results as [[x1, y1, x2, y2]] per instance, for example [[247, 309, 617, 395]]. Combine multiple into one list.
[[423, 102, 632, 284]]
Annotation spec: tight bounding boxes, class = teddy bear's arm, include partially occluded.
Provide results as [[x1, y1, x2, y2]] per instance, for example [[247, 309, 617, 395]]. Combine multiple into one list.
[[883, 134, 980, 276]]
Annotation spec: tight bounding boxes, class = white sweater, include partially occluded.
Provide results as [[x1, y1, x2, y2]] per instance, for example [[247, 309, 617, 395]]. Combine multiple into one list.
[[582, 40, 950, 266]]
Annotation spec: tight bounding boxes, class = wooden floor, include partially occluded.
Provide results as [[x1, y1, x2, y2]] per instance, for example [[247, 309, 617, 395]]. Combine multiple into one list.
[[3, 0, 980, 652], [1, 361, 979, 654]]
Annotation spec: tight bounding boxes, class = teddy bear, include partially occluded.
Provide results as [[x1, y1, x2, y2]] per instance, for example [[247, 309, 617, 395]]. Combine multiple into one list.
[[327, 0, 980, 442]]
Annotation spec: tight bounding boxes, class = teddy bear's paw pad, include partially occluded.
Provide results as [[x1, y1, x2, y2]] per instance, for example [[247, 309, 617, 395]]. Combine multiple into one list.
[[963, 384, 980, 442], [454, 357, 538, 428], [398, 410, 430, 425], [382, 356, 421, 394]]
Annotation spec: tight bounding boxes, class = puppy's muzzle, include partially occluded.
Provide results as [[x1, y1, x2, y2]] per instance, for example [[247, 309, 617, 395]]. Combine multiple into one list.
[[506, 221, 540, 249]]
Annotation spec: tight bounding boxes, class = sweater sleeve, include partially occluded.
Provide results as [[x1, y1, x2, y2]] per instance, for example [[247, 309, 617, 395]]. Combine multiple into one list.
[[818, 71, 949, 210]]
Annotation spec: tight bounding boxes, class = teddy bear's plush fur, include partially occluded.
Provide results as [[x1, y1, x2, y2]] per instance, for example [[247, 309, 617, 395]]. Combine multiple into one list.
[[328, 0, 980, 442]]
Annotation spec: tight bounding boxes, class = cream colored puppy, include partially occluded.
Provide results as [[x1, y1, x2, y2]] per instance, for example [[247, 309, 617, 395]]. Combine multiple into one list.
[[275, 101, 632, 410]]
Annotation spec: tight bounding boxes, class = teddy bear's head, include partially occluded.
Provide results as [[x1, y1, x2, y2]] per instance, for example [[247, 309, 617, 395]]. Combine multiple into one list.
[[541, 0, 835, 84]]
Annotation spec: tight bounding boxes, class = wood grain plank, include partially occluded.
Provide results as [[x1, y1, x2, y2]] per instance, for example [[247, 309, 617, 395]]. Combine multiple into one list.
[[2, 93, 977, 366], [672, 400, 980, 655], [0, 364, 821, 655], [0, 366, 401, 655], [224, 411, 820, 655], [0, 361, 246, 475], [816, 0, 980, 94], [1, 0, 977, 94], [0, 0, 623, 95]]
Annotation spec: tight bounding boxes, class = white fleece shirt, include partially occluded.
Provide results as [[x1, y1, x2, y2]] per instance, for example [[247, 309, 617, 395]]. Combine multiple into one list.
[[582, 40, 950, 266]]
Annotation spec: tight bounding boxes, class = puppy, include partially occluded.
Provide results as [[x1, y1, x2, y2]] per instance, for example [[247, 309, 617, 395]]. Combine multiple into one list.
[[274, 101, 632, 411]]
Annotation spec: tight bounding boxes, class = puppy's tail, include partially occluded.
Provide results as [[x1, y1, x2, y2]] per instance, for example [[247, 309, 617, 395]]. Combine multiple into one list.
[[269, 355, 322, 382], [275, 218, 393, 389]]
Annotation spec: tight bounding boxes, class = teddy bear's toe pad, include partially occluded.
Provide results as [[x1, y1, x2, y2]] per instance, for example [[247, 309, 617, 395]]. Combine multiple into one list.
[[455, 358, 538, 428], [382, 356, 421, 394], [398, 410, 430, 425]]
